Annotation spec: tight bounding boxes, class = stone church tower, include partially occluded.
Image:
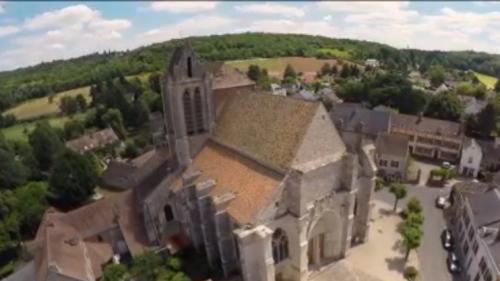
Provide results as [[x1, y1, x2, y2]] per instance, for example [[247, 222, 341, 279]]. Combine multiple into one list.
[[162, 43, 215, 166]]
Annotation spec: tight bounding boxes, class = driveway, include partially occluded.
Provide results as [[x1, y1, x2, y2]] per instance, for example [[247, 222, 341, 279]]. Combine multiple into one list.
[[374, 185, 455, 281]]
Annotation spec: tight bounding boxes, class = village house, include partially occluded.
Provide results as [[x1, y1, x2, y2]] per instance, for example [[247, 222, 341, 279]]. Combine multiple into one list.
[[374, 133, 410, 181], [17, 44, 377, 281], [459, 138, 483, 178], [65, 128, 121, 154], [270, 83, 287, 96], [448, 182, 500, 281], [364, 59, 380, 68], [390, 112, 464, 163]]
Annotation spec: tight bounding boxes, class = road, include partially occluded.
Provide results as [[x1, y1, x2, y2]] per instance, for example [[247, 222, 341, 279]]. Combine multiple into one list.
[[374, 184, 458, 281]]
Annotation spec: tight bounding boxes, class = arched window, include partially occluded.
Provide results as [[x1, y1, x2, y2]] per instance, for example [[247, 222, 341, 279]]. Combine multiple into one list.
[[194, 88, 204, 133], [187, 57, 193, 78], [164, 204, 174, 222], [272, 228, 289, 264], [183, 90, 194, 135]]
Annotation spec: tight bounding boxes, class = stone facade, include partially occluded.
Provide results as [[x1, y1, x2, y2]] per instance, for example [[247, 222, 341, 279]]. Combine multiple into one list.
[[141, 44, 376, 281]]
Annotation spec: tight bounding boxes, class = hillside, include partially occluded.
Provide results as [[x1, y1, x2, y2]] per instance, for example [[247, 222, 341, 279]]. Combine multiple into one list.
[[2, 32, 500, 111]]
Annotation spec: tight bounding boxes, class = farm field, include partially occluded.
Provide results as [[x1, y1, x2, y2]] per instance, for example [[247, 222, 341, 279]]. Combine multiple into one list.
[[4, 86, 91, 121], [1, 113, 85, 142], [474, 71, 497, 89], [227, 57, 341, 78], [3, 72, 152, 121]]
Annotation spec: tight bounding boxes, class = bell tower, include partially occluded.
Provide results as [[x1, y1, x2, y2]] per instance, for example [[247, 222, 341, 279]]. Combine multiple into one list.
[[162, 42, 215, 167]]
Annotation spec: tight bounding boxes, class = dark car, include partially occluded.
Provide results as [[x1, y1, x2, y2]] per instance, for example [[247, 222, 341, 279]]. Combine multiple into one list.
[[441, 229, 454, 250], [447, 251, 462, 274]]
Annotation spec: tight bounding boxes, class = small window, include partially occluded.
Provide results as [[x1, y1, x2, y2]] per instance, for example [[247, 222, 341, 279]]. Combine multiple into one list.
[[390, 161, 399, 168], [272, 228, 289, 264], [187, 57, 193, 78], [463, 241, 469, 256], [379, 159, 388, 167], [468, 227, 474, 241], [164, 204, 174, 222], [468, 157, 473, 164]]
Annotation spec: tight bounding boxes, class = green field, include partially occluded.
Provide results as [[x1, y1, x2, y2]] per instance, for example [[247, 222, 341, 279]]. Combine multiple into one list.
[[1, 113, 85, 142], [227, 57, 341, 78], [4, 72, 152, 121], [473, 71, 497, 90], [4, 86, 91, 121], [316, 48, 352, 59]]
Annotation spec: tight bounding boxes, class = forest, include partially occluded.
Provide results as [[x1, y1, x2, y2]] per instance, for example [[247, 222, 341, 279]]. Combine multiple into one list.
[[3, 32, 500, 111]]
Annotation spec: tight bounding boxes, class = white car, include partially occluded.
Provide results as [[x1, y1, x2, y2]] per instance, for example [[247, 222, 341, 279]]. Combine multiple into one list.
[[436, 196, 448, 209]]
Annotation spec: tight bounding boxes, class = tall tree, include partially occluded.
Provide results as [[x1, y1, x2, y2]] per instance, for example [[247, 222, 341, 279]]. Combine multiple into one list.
[[389, 182, 407, 211], [0, 135, 27, 189], [495, 77, 500, 92], [102, 264, 129, 281], [102, 108, 127, 138], [64, 119, 86, 140], [49, 149, 98, 205], [424, 92, 463, 122], [429, 65, 446, 88], [13, 182, 48, 236], [247, 65, 261, 81], [401, 224, 422, 261], [283, 64, 297, 79], [28, 122, 63, 171]]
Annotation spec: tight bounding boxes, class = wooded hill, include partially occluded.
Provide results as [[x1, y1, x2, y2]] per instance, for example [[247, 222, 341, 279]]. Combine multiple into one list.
[[2, 32, 500, 111]]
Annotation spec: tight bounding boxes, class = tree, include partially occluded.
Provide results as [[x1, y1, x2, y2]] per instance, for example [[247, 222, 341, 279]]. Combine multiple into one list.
[[49, 149, 98, 205], [131, 251, 163, 281], [103, 108, 127, 138], [122, 140, 140, 158], [102, 263, 129, 281], [405, 212, 424, 227], [0, 135, 27, 189], [404, 266, 418, 281], [283, 64, 297, 79], [149, 72, 162, 94], [475, 99, 500, 137], [375, 177, 385, 192], [331, 65, 338, 75], [320, 63, 331, 76], [495, 77, 500, 92], [0, 190, 20, 265], [64, 119, 86, 140], [406, 197, 422, 214], [424, 92, 463, 122], [59, 96, 80, 115], [429, 65, 446, 88], [130, 99, 150, 128], [340, 65, 350, 78], [13, 182, 48, 236], [401, 224, 422, 260], [247, 65, 261, 81], [28, 122, 63, 171], [75, 94, 87, 111], [389, 182, 407, 211]]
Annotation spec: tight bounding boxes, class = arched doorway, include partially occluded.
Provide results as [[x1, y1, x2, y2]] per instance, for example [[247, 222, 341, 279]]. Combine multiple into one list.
[[307, 210, 342, 269]]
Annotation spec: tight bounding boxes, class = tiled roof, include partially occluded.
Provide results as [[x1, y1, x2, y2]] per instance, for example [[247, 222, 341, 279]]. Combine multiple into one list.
[[191, 141, 282, 224], [32, 191, 148, 281], [330, 103, 391, 136], [66, 128, 119, 154], [390, 112, 462, 137], [213, 91, 319, 172], [375, 133, 409, 158], [207, 62, 255, 90]]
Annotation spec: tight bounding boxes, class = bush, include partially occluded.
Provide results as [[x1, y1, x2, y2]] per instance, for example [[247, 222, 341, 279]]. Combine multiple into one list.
[[404, 266, 418, 281]]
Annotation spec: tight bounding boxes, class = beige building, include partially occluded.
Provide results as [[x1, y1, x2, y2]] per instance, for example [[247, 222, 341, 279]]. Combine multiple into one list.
[[390, 113, 464, 162], [375, 133, 410, 181]]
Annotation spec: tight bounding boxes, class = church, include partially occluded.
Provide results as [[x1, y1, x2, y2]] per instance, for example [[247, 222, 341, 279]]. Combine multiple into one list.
[[20, 44, 376, 281]]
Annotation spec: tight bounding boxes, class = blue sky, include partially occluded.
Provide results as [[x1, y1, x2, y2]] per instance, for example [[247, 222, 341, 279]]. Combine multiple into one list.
[[1, 1, 500, 71]]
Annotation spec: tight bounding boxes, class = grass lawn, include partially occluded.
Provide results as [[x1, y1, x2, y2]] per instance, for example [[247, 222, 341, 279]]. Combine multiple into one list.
[[316, 48, 352, 59], [1, 113, 85, 143], [4, 86, 91, 121], [227, 57, 340, 78], [473, 71, 497, 90]]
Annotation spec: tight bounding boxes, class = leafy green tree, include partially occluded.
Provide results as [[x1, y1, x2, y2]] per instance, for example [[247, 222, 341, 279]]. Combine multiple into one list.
[[131, 251, 163, 281], [389, 182, 407, 211], [475, 99, 500, 137], [0, 135, 27, 189], [64, 119, 86, 140], [340, 65, 350, 78], [406, 197, 422, 214], [331, 65, 338, 75], [247, 65, 261, 81], [495, 77, 500, 92], [49, 149, 98, 205], [102, 263, 129, 281], [283, 64, 297, 79], [429, 65, 446, 88], [405, 212, 424, 227], [59, 96, 80, 115], [320, 63, 331, 76], [401, 224, 422, 261], [122, 140, 140, 159], [130, 100, 150, 128], [28, 122, 63, 171], [424, 93, 463, 122], [404, 266, 418, 281], [375, 177, 385, 192], [0, 190, 20, 264], [149, 72, 162, 94], [13, 182, 48, 236], [75, 94, 87, 111], [103, 108, 127, 138]]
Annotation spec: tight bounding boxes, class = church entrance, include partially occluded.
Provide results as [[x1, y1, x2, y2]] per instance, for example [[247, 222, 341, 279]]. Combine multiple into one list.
[[308, 233, 326, 267], [307, 210, 342, 271]]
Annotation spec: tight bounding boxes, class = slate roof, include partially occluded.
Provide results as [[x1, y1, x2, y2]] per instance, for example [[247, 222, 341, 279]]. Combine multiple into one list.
[[375, 133, 409, 158], [329, 103, 391, 136], [66, 128, 120, 154], [189, 141, 282, 224], [390, 112, 463, 137], [213, 91, 320, 172]]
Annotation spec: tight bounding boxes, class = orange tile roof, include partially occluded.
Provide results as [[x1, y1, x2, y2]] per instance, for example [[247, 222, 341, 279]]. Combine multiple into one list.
[[191, 141, 282, 224]]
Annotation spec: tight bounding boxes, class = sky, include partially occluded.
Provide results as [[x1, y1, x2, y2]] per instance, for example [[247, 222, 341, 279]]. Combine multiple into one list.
[[2, 1, 500, 71]]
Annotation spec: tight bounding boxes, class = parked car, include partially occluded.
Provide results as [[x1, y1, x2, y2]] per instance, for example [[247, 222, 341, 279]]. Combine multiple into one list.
[[447, 251, 462, 274], [442, 161, 451, 169], [436, 196, 448, 209], [441, 229, 454, 250]]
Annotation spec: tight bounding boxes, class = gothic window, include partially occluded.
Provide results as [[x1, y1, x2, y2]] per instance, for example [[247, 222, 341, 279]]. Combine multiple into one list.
[[272, 228, 289, 264], [164, 204, 174, 222], [183, 90, 195, 135], [194, 88, 204, 133], [187, 57, 193, 78]]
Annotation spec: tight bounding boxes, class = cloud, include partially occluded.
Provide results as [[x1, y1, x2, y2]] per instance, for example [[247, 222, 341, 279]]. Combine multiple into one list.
[[0, 2, 5, 13], [24, 4, 100, 30], [318, 1, 410, 14], [139, 16, 233, 46], [235, 2, 305, 18], [0, 25, 19, 37], [149, 1, 219, 13]]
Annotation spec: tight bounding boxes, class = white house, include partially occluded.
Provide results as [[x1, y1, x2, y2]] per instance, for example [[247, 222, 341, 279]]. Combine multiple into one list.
[[270, 83, 287, 96], [459, 138, 482, 177], [364, 59, 380, 68]]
